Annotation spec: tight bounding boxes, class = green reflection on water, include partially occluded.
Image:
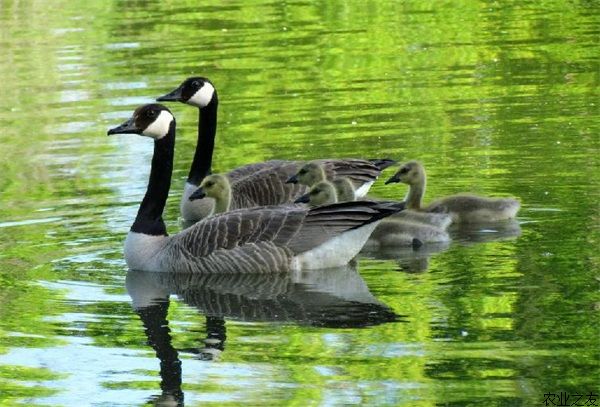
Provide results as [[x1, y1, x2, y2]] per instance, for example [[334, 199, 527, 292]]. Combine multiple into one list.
[[0, 0, 598, 405]]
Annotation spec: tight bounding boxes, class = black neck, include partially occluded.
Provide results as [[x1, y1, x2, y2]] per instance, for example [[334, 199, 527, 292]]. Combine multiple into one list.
[[131, 121, 176, 236], [187, 95, 218, 185]]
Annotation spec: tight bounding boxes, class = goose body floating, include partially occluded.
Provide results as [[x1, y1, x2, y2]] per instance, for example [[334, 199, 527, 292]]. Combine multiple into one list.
[[386, 161, 520, 223], [108, 104, 406, 273], [298, 180, 449, 246], [156, 77, 395, 222]]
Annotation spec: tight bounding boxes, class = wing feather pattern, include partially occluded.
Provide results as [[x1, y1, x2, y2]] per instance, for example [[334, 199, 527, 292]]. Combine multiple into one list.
[[163, 201, 404, 273], [318, 158, 396, 186]]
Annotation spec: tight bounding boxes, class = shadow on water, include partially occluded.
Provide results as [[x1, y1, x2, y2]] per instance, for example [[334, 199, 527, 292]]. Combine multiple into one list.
[[361, 242, 451, 273], [450, 219, 522, 245], [126, 265, 400, 405], [360, 220, 521, 272]]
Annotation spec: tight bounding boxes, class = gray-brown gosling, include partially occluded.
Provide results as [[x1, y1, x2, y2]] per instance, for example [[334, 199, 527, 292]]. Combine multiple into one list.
[[330, 175, 451, 229], [385, 160, 520, 223], [190, 172, 307, 215], [331, 178, 356, 202], [297, 180, 450, 246], [190, 174, 233, 215]]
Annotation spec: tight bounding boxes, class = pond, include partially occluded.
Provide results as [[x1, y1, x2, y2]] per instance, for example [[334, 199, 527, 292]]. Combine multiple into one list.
[[0, 0, 598, 405]]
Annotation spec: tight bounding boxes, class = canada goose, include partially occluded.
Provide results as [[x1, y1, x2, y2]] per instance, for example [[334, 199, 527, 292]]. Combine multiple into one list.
[[157, 77, 395, 222], [297, 180, 450, 246], [107, 104, 406, 273], [386, 161, 521, 223], [286, 159, 394, 198]]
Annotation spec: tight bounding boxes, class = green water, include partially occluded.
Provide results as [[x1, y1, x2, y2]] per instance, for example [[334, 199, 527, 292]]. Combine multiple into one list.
[[0, 0, 598, 405]]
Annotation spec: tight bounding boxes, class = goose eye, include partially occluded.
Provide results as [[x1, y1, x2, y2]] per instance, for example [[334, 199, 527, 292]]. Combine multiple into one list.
[[399, 167, 409, 174], [147, 109, 157, 118], [311, 189, 320, 195], [205, 182, 214, 187], [299, 169, 306, 175], [192, 80, 201, 88]]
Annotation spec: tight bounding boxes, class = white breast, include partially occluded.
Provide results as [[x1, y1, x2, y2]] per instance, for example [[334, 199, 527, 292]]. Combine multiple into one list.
[[291, 222, 379, 270], [124, 232, 169, 271]]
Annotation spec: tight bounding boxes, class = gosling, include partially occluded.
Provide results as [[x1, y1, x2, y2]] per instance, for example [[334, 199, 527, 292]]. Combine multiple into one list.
[[330, 175, 451, 229], [188, 174, 234, 215], [296, 180, 450, 246], [385, 161, 520, 223]]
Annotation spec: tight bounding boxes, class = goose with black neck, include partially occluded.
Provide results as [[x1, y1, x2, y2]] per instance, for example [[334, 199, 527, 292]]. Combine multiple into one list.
[[157, 77, 397, 223], [108, 103, 406, 273]]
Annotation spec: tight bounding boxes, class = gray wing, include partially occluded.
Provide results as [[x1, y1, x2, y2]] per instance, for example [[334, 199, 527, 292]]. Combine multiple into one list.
[[226, 160, 297, 182], [170, 205, 306, 258], [230, 162, 307, 208], [169, 200, 404, 257], [287, 200, 405, 253], [318, 158, 396, 186]]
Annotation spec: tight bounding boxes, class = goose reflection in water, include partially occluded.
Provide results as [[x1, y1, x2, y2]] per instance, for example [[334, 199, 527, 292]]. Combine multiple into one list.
[[450, 219, 522, 245], [126, 264, 400, 406], [361, 241, 451, 273], [360, 220, 521, 273]]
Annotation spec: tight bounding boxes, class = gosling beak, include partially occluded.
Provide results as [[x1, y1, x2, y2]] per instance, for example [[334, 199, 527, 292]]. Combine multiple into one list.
[[384, 174, 400, 185], [286, 174, 298, 184], [189, 187, 206, 201], [107, 117, 140, 136], [294, 193, 310, 204], [156, 85, 184, 102]]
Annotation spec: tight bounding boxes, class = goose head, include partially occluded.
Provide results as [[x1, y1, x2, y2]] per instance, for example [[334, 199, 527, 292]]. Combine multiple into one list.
[[385, 160, 425, 186], [156, 77, 217, 108], [294, 181, 337, 206], [107, 104, 174, 139], [189, 174, 230, 201], [286, 161, 325, 186]]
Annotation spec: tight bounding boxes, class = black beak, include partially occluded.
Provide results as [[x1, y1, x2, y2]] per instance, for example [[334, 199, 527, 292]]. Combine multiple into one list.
[[156, 85, 184, 102], [294, 193, 310, 204], [107, 117, 140, 136], [189, 187, 206, 201], [286, 175, 298, 184], [384, 175, 400, 185]]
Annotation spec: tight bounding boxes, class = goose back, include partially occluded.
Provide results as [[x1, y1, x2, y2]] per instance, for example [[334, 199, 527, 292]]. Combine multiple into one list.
[[183, 158, 394, 222], [426, 194, 520, 223], [229, 163, 308, 209]]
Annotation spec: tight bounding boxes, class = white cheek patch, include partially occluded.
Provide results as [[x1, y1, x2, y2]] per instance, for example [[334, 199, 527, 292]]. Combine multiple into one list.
[[142, 110, 174, 139], [187, 82, 215, 107]]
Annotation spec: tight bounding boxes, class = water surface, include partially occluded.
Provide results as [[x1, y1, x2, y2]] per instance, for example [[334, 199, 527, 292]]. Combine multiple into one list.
[[0, 0, 598, 405]]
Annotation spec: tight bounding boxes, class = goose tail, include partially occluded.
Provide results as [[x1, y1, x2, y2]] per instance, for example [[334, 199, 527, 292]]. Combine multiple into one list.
[[368, 158, 397, 171], [306, 200, 406, 230]]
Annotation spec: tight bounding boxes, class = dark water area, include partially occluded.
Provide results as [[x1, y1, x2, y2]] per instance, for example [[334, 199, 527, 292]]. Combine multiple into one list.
[[0, 0, 598, 405]]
